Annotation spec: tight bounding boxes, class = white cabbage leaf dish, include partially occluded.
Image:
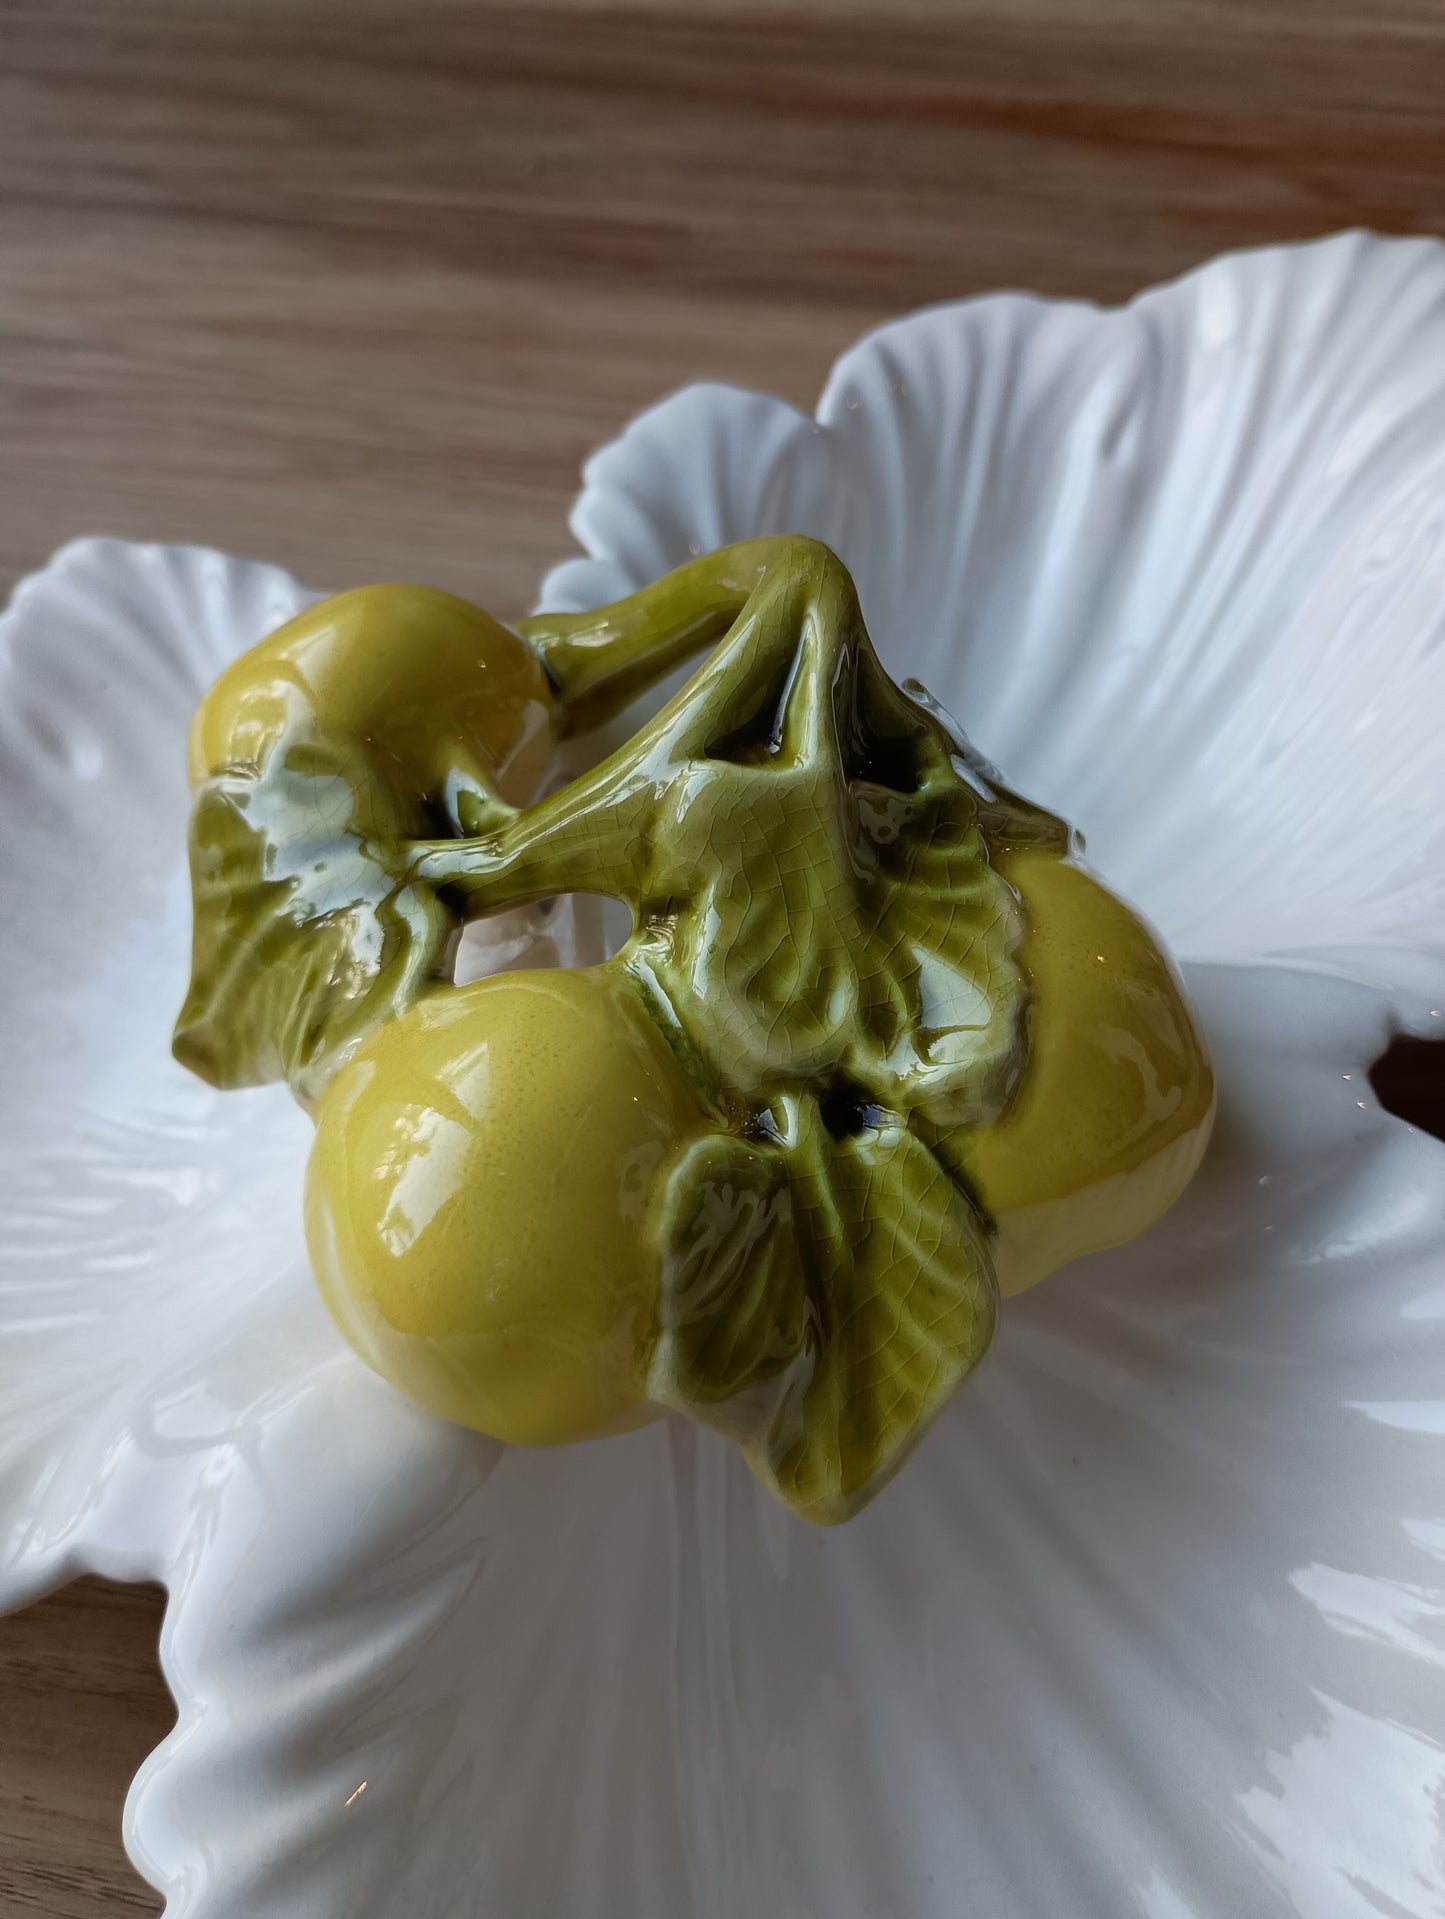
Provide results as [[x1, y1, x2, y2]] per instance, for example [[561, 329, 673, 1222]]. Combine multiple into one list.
[[3, 230, 1444, 1919]]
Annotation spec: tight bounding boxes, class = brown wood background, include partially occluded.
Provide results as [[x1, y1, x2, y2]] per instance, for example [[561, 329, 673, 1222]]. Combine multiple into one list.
[[2, 1, 1443, 1910]]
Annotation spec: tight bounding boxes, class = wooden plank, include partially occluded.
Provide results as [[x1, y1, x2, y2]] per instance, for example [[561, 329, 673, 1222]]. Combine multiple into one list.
[[1, 3, 1442, 1910], [2, 1, 1444, 614], [0, 1581, 172, 1916]]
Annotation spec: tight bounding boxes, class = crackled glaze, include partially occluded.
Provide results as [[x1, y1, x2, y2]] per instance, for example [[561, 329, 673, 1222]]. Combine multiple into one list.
[[2, 232, 1445, 1917]]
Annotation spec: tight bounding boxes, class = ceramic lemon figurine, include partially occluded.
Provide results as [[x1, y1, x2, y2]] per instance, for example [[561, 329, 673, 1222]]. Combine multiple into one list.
[[176, 536, 1213, 1523]]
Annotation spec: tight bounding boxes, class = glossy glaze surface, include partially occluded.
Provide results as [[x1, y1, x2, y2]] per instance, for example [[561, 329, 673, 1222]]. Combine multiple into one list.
[[307, 967, 703, 1445], [4, 233, 1445, 1919], [175, 583, 556, 1106], [963, 848, 1216, 1296], [187, 580, 555, 804]]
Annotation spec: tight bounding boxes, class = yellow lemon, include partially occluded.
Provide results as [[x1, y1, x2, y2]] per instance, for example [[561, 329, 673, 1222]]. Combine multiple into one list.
[[960, 849, 1215, 1296], [306, 966, 710, 1445], [187, 582, 554, 809]]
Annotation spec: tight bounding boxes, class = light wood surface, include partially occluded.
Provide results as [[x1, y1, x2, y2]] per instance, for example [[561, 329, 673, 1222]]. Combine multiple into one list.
[[2, 2, 1443, 1910]]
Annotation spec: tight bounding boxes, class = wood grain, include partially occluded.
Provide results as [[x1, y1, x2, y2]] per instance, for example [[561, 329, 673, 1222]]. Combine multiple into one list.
[[0, 1581, 174, 1915], [1, 1, 1442, 1910], [4, 0, 1445, 618]]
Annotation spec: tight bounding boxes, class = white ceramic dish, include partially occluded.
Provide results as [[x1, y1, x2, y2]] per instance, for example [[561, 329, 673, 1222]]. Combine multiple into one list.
[[3, 230, 1444, 1919]]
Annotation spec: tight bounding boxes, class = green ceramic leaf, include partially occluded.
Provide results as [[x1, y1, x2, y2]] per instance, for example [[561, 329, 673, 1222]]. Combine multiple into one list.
[[435, 538, 1041, 1132], [628, 627, 1029, 1131], [650, 1100, 997, 1525], [173, 743, 460, 1108]]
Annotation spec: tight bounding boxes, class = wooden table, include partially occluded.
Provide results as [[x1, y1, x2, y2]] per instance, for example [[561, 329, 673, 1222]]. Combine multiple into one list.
[[3, 2, 1443, 1909]]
